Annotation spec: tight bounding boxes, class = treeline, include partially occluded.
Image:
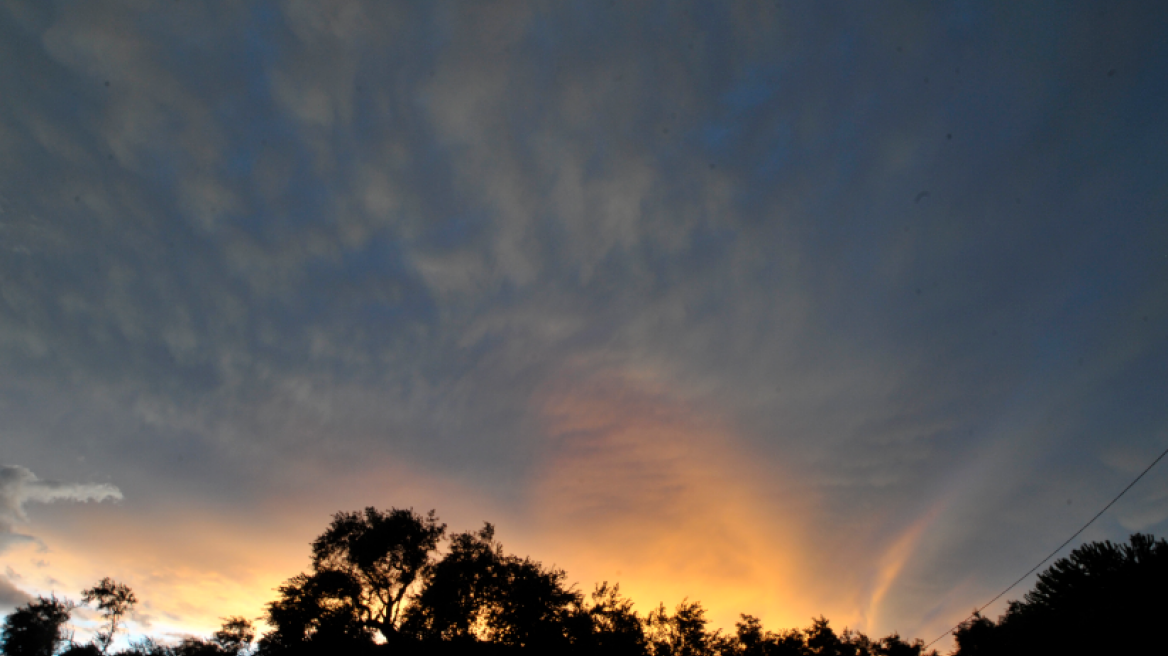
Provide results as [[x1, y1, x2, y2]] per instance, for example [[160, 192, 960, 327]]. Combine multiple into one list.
[[3, 507, 1165, 656]]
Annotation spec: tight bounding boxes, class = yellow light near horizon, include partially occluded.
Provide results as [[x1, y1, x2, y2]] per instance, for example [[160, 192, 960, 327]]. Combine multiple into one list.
[[523, 366, 825, 634], [5, 367, 958, 646], [23, 508, 309, 639]]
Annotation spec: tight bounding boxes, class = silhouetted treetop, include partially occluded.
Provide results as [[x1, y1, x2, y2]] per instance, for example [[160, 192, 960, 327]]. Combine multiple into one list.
[[646, 599, 725, 656], [952, 533, 1168, 656], [261, 569, 375, 654], [574, 582, 646, 655], [0, 595, 73, 656], [310, 506, 446, 641], [402, 522, 580, 649], [211, 617, 255, 656], [81, 578, 136, 656]]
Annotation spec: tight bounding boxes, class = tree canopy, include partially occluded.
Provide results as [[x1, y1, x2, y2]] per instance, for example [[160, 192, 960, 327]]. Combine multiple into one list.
[[402, 522, 579, 649], [951, 533, 1168, 656], [1, 595, 73, 656], [309, 507, 446, 641], [259, 506, 445, 653]]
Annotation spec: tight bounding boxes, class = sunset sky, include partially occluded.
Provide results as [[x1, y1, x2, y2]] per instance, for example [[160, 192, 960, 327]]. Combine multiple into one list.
[[2, 1, 1167, 652]]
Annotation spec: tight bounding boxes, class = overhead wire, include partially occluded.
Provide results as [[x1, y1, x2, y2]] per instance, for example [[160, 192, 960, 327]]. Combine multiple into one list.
[[922, 440, 1168, 651]]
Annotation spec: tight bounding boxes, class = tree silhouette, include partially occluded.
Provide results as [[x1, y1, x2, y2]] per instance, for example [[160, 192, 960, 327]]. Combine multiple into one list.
[[403, 522, 580, 650], [173, 637, 231, 656], [733, 614, 807, 656], [113, 619, 255, 656], [952, 533, 1168, 655], [80, 578, 136, 655], [734, 614, 768, 655], [951, 612, 998, 656], [401, 523, 501, 644], [724, 615, 931, 656], [804, 616, 841, 656], [0, 594, 73, 656], [490, 555, 578, 649], [260, 506, 445, 654], [118, 636, 175, 656], [211, 616, 255, 656], [58, 645, 102, 656], [260, 570, 374, 654], [645, 599, 728, 656], [872, 632, 927, 656], [310, 506, 446, 643], [569, 582, 647, 656]]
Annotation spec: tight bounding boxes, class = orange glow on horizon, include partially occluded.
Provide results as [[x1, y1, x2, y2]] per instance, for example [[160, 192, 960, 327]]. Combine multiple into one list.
[[525, 365, 825, 633], [3, 371, 962, 646], [18, 506, 309, 641]]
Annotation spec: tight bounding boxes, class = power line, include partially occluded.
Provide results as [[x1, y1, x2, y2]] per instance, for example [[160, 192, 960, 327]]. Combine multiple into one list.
[[923, 441, 1168, 651]]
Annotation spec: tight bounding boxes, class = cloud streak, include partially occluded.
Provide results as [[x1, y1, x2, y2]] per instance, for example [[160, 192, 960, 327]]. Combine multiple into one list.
[[0, 465, 122, 550], [0, 574, 31, 610]]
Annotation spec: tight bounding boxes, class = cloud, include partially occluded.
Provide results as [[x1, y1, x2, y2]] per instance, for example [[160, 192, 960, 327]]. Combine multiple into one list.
[[0, 574, 31, 609], [0, 1, 1166, 649], [0, 465, 122, 550]]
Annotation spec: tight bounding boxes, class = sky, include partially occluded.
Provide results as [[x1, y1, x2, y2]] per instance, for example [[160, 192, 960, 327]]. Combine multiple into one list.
[[1, 0, 1167, 651]]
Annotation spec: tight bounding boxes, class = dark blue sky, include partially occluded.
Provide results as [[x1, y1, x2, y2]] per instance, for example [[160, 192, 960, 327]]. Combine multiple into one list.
[[1, 1, 1166, 648]]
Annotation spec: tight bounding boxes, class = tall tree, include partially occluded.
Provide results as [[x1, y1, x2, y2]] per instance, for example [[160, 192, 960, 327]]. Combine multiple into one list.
[[0, 595, 73, 656], [310, 506, 446, 642], [261, 507, 445, 653], [80, 578, 136, 655]]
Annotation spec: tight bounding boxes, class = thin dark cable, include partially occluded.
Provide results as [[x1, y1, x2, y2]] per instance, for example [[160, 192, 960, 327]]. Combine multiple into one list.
[[923, 441, 1168, 651]]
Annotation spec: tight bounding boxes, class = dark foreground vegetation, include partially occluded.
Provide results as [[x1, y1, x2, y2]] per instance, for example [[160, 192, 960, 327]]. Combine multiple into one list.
[[3, 507, 1165, 656]]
